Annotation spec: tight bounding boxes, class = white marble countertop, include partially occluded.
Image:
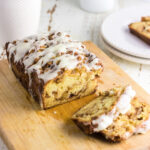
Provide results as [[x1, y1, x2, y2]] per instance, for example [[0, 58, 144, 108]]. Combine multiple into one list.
[[1, 0, 150, 149]]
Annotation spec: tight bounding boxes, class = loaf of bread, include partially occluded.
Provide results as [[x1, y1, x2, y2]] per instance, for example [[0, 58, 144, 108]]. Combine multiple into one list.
[[72, 86, 150, 142], [72, 86, 136, 134], [129, 16, 150, 44], [5, 31, 103, 109]]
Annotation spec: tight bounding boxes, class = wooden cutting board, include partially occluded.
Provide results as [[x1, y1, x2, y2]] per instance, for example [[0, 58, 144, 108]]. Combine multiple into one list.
[[0, 41, 150, 150]]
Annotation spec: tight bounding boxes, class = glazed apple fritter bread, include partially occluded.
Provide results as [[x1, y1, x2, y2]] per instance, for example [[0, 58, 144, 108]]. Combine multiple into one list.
[[5, 31, 103, 109]]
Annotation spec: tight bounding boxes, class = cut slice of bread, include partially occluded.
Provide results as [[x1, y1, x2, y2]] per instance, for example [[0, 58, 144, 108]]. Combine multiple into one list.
[[129, 17, 150, 45], [72, 85, 136, 134], [101, 98, 150, 142], [72, 85, 150, 142]]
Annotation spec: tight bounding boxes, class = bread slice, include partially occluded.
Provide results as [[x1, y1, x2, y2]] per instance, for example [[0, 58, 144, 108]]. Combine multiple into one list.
[[72, 86, 150, 142], [101, 98, 150, 142], [72, 85, 136, 133], [5, 31, 103, 109], [129, 17, 150, 44], [141, 16, 150, 22]]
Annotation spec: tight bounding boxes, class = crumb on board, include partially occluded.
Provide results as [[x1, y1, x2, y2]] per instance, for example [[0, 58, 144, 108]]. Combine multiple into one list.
[[0, 47, 6, 60], [53, 111, 57, 114]]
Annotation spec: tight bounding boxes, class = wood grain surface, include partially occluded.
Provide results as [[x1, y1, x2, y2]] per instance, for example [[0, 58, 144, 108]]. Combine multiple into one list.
[[0, 41, 150, 150]]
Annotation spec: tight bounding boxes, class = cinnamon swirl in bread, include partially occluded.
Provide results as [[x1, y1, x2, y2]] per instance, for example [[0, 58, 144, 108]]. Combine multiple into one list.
[[5, 31, 103, 109], [72, 86, 150, 142], [72, 86, 136, 134]]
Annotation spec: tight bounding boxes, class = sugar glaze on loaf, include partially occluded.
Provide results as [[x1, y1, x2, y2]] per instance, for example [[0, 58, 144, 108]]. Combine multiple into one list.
[[7, 32, 102, 84]]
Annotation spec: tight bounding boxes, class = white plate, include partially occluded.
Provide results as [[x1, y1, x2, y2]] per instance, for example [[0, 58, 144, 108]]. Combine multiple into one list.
[[102, 37, 150, 65], [101, 4, 150, 59]]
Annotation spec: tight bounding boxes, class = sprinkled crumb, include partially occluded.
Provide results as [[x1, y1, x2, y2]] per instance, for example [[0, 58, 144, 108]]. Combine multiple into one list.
[[53, 111, 57, 114], [0, 47, 6, 60]]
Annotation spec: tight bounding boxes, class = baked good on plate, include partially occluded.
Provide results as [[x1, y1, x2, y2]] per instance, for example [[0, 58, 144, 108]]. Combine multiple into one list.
[[5, 31, 103, 109], [72, 85, 150, 142], [141, 16, 150, 22], [129, 16, 150, 44]]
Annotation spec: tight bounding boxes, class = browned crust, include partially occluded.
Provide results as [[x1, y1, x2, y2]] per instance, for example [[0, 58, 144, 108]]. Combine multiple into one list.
[[100, 132, 133, 142], [73, 97, 150, 142], [72, 119, 129, 142], [73, 119, 94, 134], [129, 24, 150, 45], [6, 50, 45, 107], [73, 117, 129, 142]]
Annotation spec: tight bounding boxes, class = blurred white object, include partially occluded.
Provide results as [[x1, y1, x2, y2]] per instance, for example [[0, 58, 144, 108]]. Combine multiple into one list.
[[79, 0, 115, 13], [101, 37, 150, 65], [0, 0, 41, 46]]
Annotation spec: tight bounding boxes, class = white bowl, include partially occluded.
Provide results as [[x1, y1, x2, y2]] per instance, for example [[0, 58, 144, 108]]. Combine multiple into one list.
[[79, 0, 115, 13]]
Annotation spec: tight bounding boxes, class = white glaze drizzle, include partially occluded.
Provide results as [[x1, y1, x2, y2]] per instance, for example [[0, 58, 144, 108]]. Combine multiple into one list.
[[92, 85, 136, 132], [6, 31, 102, 87]]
